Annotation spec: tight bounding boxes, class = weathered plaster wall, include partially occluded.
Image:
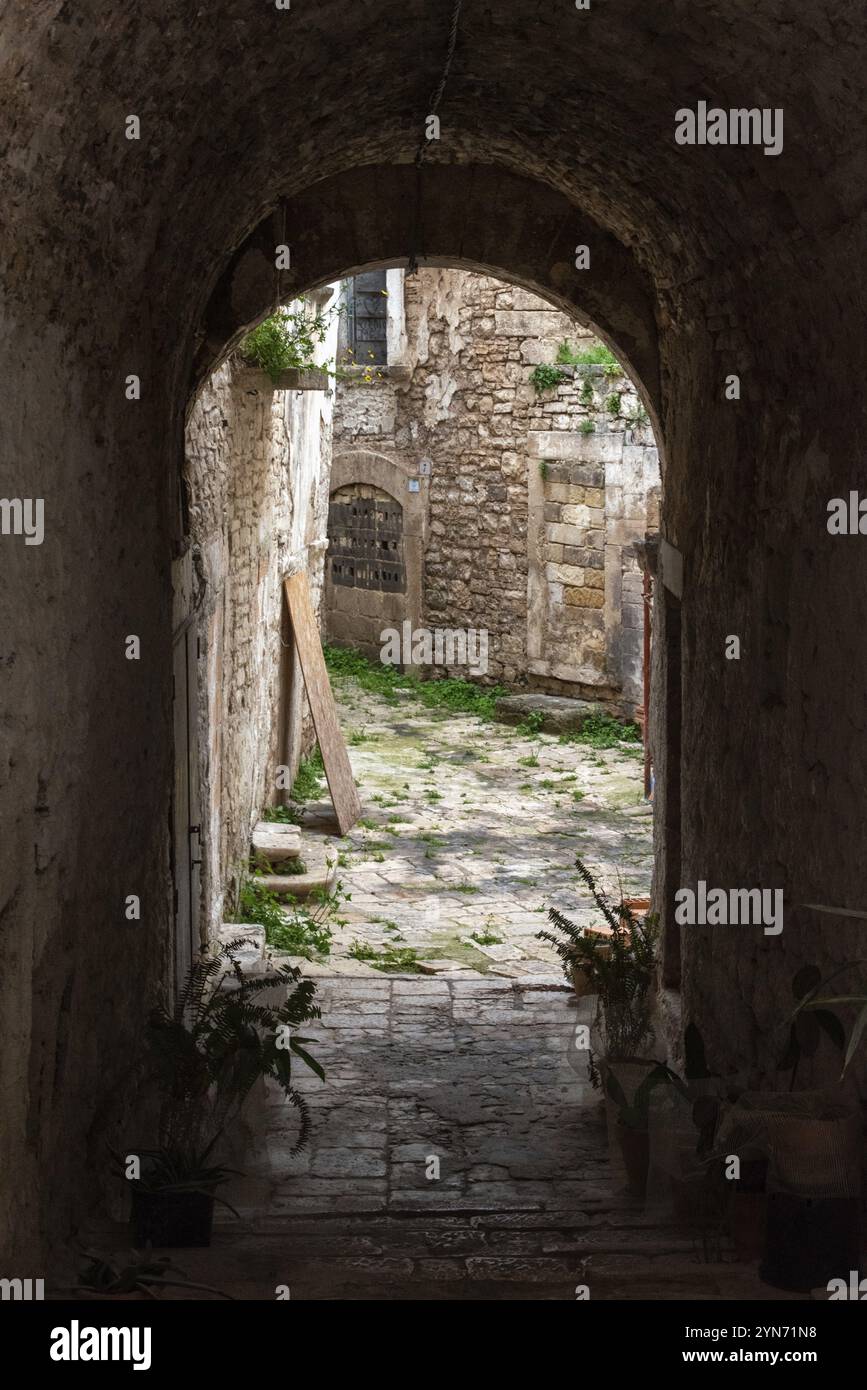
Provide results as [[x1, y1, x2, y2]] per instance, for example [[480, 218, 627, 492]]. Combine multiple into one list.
[[183, 322, 336, 942]]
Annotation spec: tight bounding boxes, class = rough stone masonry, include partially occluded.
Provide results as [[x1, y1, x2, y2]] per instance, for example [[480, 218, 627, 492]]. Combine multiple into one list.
[[0, 1, 865, 1273]]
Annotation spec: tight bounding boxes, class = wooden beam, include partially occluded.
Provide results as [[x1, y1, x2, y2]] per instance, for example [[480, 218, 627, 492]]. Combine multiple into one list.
[[283, 573, 361, 836]]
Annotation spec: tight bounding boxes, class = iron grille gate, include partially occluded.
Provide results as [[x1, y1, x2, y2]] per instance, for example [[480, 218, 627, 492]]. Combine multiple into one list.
[[347, 270, 388, 366], [328, 494, 406, 592]]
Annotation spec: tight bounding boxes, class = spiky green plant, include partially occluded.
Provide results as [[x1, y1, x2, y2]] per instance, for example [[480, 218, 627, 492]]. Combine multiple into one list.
[[135, 940, 324, 1190], [538, 858, 658, 1062]]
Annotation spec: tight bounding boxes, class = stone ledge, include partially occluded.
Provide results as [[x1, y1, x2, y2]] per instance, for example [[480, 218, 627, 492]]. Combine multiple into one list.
[[493, 693, 609, 733], [238, 365, 330, 391]]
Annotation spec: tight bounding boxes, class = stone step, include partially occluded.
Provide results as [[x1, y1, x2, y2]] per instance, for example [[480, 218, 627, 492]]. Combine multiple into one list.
[[216, 925, 268, 977], [494, 693, 610, 734], [258, 862, 337, 900], [252, 821, 302, 867]]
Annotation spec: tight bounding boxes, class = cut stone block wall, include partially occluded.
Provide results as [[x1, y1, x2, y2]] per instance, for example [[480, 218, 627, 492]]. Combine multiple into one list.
[[328, 269, 660, 707]]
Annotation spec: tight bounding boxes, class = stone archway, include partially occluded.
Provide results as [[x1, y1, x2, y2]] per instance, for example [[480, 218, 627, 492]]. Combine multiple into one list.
[[2, 1, 866, 1270]]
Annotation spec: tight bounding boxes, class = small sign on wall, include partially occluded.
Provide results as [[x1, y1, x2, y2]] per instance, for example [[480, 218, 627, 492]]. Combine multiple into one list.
[[419, 458, 432, 476], [408, 479, 420, 493]]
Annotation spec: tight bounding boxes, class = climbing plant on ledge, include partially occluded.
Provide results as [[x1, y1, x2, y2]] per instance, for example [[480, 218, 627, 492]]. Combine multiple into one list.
[[240, 302, 338, 383]]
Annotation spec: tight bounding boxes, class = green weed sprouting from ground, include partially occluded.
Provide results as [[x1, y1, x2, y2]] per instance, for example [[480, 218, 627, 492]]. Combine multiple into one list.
[[263, 803, 304, 825], [348, 941, 422, 973], [517, 709, 546, 736], [349, 728, 376, 745], [291, 747, 325, 802], [518, 754, 539, 767], [256, 855, 307, 877], [233, 874, 346, 960], [324, 644, 506, 720], [470, 929, 503, 946], [560, 712, 643, 749]]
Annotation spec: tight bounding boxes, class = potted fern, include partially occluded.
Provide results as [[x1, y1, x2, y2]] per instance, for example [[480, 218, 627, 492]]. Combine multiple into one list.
[[539, 859, 661, 1193], [122, 938, 324, 1248]]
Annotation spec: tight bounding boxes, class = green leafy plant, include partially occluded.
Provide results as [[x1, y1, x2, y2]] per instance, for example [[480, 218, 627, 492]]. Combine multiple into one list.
[[73, 1249, 232, 1300], [324, 644, 506, 719], [123, 940, 324, 1200], [561, 712, 642, 749], [529, 363, 565, 394], [291, 746, 325, 802], [538, 858, 659, 1065], [605, 1061, 686, 1130], [580, 419, 595, 436], [605, 392, 622, 416], [262, 803, 304, 826], [539, 460, 549, 479], [788, 963, 864, 1080], [236, 875, 287, 937], [470, 929, 503, 946], [238, 876, 346, 959], [556, 341, 620, 367], [579, 378, 595, 406], [240, 302, 337, 384], [517, 709, 546, 736], [348, 940, 422, 973]]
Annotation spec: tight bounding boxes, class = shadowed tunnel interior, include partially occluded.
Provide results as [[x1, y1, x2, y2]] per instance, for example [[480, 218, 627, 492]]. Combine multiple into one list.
[[1, 0, 866, 1288]]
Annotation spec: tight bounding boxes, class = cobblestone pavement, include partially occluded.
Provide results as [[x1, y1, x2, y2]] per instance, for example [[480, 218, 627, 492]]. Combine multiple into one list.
[[166, 975, 801, 1300], [91, 691, 794, 1298], [316, 678, 653, 977]]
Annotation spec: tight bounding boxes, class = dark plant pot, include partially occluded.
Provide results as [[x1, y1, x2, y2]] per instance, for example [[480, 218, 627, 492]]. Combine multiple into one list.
[[729, 1157, 767, 1261], [760, 1191, 861, 1292], [731, 1192, 767, 1262], [131, 1189, 215, 1248], [618, 1123, 650, 1203]]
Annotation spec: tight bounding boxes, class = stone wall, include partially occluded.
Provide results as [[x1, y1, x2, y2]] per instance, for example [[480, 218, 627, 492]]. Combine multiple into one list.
[[182, 330, 335, 942], [5, 0, 866, 1274], [328, 269, 659, 707]]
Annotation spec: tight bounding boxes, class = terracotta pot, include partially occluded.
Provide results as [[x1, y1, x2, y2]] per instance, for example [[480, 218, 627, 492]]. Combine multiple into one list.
[[570, 943, 611, 998], [622, 897, 651, 915]]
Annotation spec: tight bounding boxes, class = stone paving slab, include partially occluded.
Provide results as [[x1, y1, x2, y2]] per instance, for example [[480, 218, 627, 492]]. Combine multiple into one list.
[[76, 974, 812, 1300], [290, 674, 651, 977]]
